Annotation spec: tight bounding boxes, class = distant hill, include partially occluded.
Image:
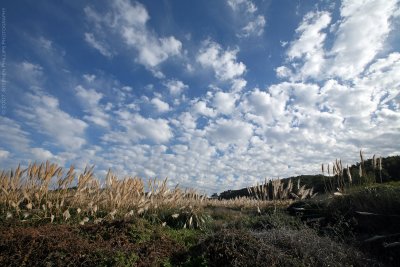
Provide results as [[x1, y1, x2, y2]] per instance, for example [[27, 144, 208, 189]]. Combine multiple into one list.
[[218, 155, 400, 200]]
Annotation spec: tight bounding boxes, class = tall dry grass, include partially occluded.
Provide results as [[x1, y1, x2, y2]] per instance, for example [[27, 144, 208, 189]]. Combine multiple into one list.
[[321, 150, 384, 194], [1, 161, 289, 227]]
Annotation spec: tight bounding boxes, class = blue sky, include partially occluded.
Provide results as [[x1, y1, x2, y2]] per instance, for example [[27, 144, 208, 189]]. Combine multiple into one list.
[[1, 0, 400, 193]]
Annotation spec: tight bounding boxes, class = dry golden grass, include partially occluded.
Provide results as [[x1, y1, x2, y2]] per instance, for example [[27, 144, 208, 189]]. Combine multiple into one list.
[[0, 161, 295, 227]]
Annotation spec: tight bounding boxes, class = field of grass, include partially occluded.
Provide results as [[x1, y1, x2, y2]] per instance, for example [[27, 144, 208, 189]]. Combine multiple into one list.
[[0, 158, 399, 266]]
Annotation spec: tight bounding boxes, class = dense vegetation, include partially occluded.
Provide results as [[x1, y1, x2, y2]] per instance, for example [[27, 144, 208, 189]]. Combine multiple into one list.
[[0, 154, 399, 266], [219, 155, 400, 199]]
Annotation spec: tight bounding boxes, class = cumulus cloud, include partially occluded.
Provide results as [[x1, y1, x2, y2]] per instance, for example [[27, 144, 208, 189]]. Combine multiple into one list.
[[231, 78, 247, 92], [206, 118, 253, 149], [17, 92, 88, 150], [278, 11, 331, 81], [261, 0, 400, 177], [280, 0, 399, 82], [75, 85, 110, 127], [360, 52, 400, 106], [3, 0, 400, 195], [31, 147, 55, 160], [287, 11, 331, 60], [197, 40, 246, 81], [212, 92, 237, 115], [241, 87, 289, 125], [102, 113, 173, 144], [164, 79, 188, 95], [151, 97, 170, 113], [191, 100, 216, 117], [85, 0, 182, 73], [0, 116, 31, 152], [328, 0, 399, 79]]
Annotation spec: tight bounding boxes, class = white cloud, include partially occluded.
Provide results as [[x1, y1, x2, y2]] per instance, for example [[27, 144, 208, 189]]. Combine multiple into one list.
[[164, 79, 188, 95], [328, 0, 399, 79], [85, 0, 182, 73], [240, 15, 266, 37], [280, 0, 399, 82], [122, 28, 182, 68], [84, 32, 113, 58], [18, 92, 88, 150], [3, 0, 400, 196], [75, 85, 110, 127], [227, 0, 265, 38], [275, 66, 293, 79], [0, 116, 31, 152], [192, 100, 216, 117], [197, 40, 246, 81], [227, 0, 250, 11], [151, 97, 170, 113], [212, 92, 236, 115], [177, 112, 197, 130], [103, 113, 173, 144], [360, 52, 400, 106], [227, 0, 257, 14], [206, 118, 253, 149], [83, 74, 96, 83], [231, 78, 247, 92], [0, 150, 9, 159], [242, 87, 289, 125], [320, 79, 376, 118], [31, 147, 55, 160], [20, 61, 43, 77], [281, 11, 331, 81], [17, 61, 44, 87], [287, 11, 331, 60]]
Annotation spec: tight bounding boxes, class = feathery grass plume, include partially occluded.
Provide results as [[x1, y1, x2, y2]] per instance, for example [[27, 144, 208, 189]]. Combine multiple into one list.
[[359, 150, 365, 180], [379, 156, 383, 183], [346, 165, 352, 184], [336, 159, 345, 191], [360, 150, 364, 164], [79, 217, 89, 225], [321, 163, 328, 193], [372, 154, 376, 170], [1, 161, 312, 227], [63, 209, 71, 221], [333, 164, 337, 176], [370, 154, 377, 183]]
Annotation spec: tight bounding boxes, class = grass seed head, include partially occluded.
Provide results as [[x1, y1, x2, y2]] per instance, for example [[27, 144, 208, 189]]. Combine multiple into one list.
[[63, 209, 71, 221]]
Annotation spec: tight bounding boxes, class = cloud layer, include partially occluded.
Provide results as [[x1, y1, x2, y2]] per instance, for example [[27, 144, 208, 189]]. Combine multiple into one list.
[[2, 0, 400, 194]]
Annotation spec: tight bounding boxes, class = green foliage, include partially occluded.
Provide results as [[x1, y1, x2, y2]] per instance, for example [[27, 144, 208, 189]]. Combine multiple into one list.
[[164, 227, 201, 248], [181, 255, 209, 267], [248, 210, 304, 231], [112, 252, 139, 267]]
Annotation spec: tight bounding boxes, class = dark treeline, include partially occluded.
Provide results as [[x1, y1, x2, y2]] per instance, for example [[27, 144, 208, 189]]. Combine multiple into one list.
[[218, 155, 400, 200]]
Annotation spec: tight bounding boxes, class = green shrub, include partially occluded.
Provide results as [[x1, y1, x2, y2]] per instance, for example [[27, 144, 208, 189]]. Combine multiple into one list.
[[164, 227, 201, 248]]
